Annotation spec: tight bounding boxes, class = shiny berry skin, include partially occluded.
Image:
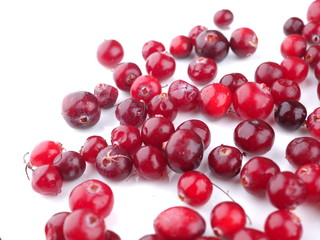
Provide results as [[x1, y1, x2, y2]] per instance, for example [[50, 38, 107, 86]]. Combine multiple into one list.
[[142, 40, 165, 60], [187, 57, 218, 84], [270, 78, 301, 105], [304, 45, 320, 68], [146, 52, 176, 81], [234, 119, 275, 155], [318, 81, 320, 99], [154, 206, 206, 240], [189, 25, 207, 46], [177, 170, 213, 206], [31, 165, 63, 196], [141, 116, 175, 149], [231, 228, 268, 240], [274, 100, 307, 131], [198, 83, 232, 119], [195, 237, 220, 240], [195, 29, 229, 62], [53, 150, 86, 181], [165, 129, 204, 173], [169, 35, 193, 58], [232, 82, 274, 120], [315, 60, 320, 81], [133, 145, 167, 180], [306, 107, 320, 139], [283, 17, 304, 35], [208, 145, 243, 178], [130, 75, 162, 103], [97, 39, 124, 68], [254, 61, 285, 88], [45, 211, 70, 240], [219, 72, 248, 93], [105, 230, 121, 240], [210, 201, 246, 238], [80, 135, 108, 164], [177, 119, 211, 150], [214, 9, 233, 28], [280, 34, 307, 58], [63, 208, 105, 240], [147, 93, 178, 121], [96, 145, 133, 181], [94, 83, 118, 109], [29, 140, 63, 167], [139, 234, 166, 240], [230, 27, 258, 57], [61, 91, 101, 129], [112, 62, 142, 91], [240, 156, 280, 196], [111, 124, 142, 155], [264, 209, 302, 240], [307, 0, 320, 22], [115, 97, 147, 127], [286, 136, 320, 166], [168, 79, 199, 111], [296, 163, 320, 202], [267, 171, 307, 209], [69, 179, 114, 218], [302, 20, 320, 45], [281, 56, 309, 83]]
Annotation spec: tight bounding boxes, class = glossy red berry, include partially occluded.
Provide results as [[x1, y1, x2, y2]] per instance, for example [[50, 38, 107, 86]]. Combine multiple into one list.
[[169, 35, 193, 58], [296, 163, 320, 202], [283, 17, 304, 35], [187, 57, 218, 84], [97, 39, 124, 68], [230, 27, 258, 57], [270, 78, 301, 105], [280, 34, 307, 58], [281, 56, 309, 83], [142, 40, 165, 60], [219, 72, 248, 93], [112, 62, 142, 91], [302, 20, 320, 45], [147, 93, 178, 121], [315, 60, 320, 81], [45, 211, 70, 240], [154, 206, 206, 240], [130, 75, 162, 103], [105, 230, 121, 240], [189, 25, 207, 46], [29, 140, 63, 167], [304, 45, 320, 68], [306, 107, 320, 139], [214, 9, 233, 28], [94, 83, 118, 109], [307, 0, 320, 22], [231, 228, 269, 240], [146, 52, 176, 81], [80, 135, 108, 164], [254, 61, 285, 88]]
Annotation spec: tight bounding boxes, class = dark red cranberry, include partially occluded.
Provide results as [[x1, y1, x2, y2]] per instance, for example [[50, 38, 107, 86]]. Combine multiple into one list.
[[304, 45, 320, 68], [302, 20, 320, 45], [147, 93, 178, 121], [219, 72, 248, 93], [115, 97, 147, 127], [234, 119, 275, 155], [145, 52, 176, 81], [142, 40, 166, 60], [45, 211, 70, 240], [189, 25, 208, 46], [97, 39, 124, 68], [296, 163, 320, 202], [168, 79, 200, 111], [165, 129, 203, 173], [53, 150, 86, 181], [105, 230, 121, 240], [94, 83, 118, 109], [306, 107, 320, 139], [154, 206, 206, 240], [280, 34, 307, 58], [187, 57, 218, 84], [29, 140, 63, 167], [214, 9, 233, 28], [96, 145, 133, 181], [231, 228, 269, 240], [169, 35, 193, 58], [208, 145, 243, 178], [307, 0, 320, 22], [61, 91, 101, 129], [270, 78, 301, 105], [195, 29, 229, 62], [230, 27, 258, 57], [254, 61, 285, 88], [80, 135, 108, 164], [283, 17, 304, 35], [112, 62, 142, 91], [130, 75, 162, 103]]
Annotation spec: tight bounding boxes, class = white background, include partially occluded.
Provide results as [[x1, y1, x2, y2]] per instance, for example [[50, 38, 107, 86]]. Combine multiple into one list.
[[0, 0, 320, 239]]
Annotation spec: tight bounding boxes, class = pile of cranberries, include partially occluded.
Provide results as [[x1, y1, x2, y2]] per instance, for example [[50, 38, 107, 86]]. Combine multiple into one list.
[[24, 1, 320, 240]]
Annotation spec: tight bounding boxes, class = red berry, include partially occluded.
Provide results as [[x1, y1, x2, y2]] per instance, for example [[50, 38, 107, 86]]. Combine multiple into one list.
[[97, 39, 124, 68], [281, 56, 309, 84], [306, 107, 320, 139], [270, 78, 301, 105], [189, 25, 207, 46], [29, 140, 63, 167], [169, 35, 193, 58], [112, 62, 142, 91], [296, 163, 320, 202], [80, 135, 108, 164], [214, 9, 234, 28], [315, 60, 320, 81], [142, 40, 165, 60], [280, 34, 307, 58], [307, 0, 320, 22], [230, 27, 258, 57], [219, 72, 248, 93], [130, 75, 162, 103], [45, 211, 70, 240], [147, 93, 178, 121], [146, 52, 176, 81], [187, 57, 218, 84], [94, 83, 118, 109], [105, 230, 121, 240], [254, 61, 285, 88], [231, 228, 269, 240], [304, 45, 320, 68], [283, 17, 304, 35], [302, 20, 320, 45]]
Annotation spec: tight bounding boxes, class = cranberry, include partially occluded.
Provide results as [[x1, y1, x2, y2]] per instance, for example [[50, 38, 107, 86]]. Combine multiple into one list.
[[165, 129, 203, 173], [147, 93, 178, 121], [139, 234, 165, 240], [280, 34, 307, 58], [195, 237, 219, 240], [286, 136, 320, 166], [169, 35, 193, 58], [177, 170, 213, 206], [97, 39, 124, 68], [307, 0, 320, 22], [177, 119, 211, 150], [80, 135, 108, 164], [61, 91, 101, 129], [189, 25, 207, 46], [283, 17, 304, 35], [274, 100, 307, 131], [264, 209, 302, 240], [53, 150, 86, 181], [195, 29, 229, 62], [270, 78, 301, 105], [31, 165, 63, 196], [115, 97, 147, 127], [130, 75, 162, 103], [304, 45, 320, 68], [198, 83, 232, 119], [240, 156, 281, 196], [318, 81, 320, 99], [105, 230, 121, 240], [29, 140, 63, 167], [281, 57, 309, 83], [112, 62, 142, 91], [154, 206, 206, 240], [94, 83, 118, 109], [63, 208, 105, 240], [187, 57, 218, 84], [208, 145, 243, 178], [145, 52, 176, 81], [296, 163, 320, 202], [142, 40, 165, 60], [210, 201, 246, 238], [230, 27, 258, 57], [69, 179, 114, 218], [133, 145, 167, 180], [232, 82, 274, 120], [234, 119, 275, 155], [213, 9, 233, 28], [45, 211, 70, 240], [302, 20, 320, 44], [219, 72, 248, 93], [168, 79, 199, 111], [306, 107, 320, 139], [254, 61, 285, 88], [96, 145, 133, 181], [315, 60, 320, 81], [231, 228, 269, 240], [267, 171, 307, 209]]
